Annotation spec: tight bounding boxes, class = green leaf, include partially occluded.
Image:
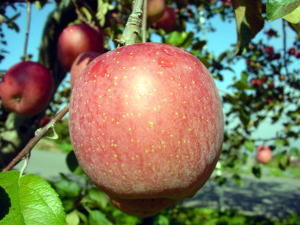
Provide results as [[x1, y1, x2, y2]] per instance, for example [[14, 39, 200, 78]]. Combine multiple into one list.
[[66, 210, 80, 225], [232, 174, 243, 186], [252, 165, 262, 178], [87, 188, 109, 209], [239, 108, 250, 127], [96, 0, 113, 27], [81, 7, 92, 23], [244, 140, 255, 151], [155, 215, 170, 225], [284, 5, 300, 23], [290, 147, 300, 157], [88, 210, 113, 225], [278, 154, 290, 170], [34, 0, 47, 9], [0, 170, 65, 225], [267, 0, 300, 21], [232, 0, 264, 53], [165, 31, 194, 48], [275, 139, 285, 147], [35, 1, 42, 10], [288, 21, 300, 39], [53, 175, 81, 198], [213, 175, 227, 186], [66, 151, 83, 175]]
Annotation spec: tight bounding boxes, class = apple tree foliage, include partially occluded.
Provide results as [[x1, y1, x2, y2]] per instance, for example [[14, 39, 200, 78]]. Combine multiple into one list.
[[0, 0, 300, 224]]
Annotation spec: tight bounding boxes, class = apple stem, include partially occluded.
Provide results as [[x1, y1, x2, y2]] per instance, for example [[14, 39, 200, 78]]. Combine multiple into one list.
[[23, 0, 32, 61], [142, 0, 147, 43], [1, 105, 69, 172], [119, 0, 144, 46]]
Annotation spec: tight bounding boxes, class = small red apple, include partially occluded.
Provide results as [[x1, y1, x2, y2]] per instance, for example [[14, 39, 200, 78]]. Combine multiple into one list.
[[57, 23, 104, 71], [69, 43, 224, 217], [70, 51, 100, 87], [153, 7, 177, 33], [271, 53, 281, 60], [221, 0, 231, 6], [288, 48, 296, 55], [0, 61, 54, 117], [250, 78, 263, 86], [263, 45, 274, 55], [265, 29, 277, 38], [147, 0, 166, 24], [256, 145, 272, 164]]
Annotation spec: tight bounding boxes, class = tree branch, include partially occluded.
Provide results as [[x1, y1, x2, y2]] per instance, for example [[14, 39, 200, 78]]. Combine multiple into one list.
[[1, 105, 69, 172], [23, 0, 31, 61], [119, 0, 144, 46]]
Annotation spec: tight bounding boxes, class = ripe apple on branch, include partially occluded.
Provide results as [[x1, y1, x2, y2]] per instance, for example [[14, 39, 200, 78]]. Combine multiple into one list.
[[69, 42, 224, 217], [256, 145, 272, 164], [0, 61, 54, 117], [57, 23, 105, 71], [147, 0, 166, 24]]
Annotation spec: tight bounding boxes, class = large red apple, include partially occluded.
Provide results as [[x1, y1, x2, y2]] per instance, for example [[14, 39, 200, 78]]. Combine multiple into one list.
[[69, 43, 224, 217], [153, 7, 177, 33], [147, 0, 166, 24], [57, 23, 104, 71], [256, 145, 272, 164], [70, 51, 100, 87], [0, 61, 54, 117]]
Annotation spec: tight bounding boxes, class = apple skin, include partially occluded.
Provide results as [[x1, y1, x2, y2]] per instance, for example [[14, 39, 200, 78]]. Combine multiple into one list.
[[70, 51, 100, 87], [69, 43, 224, 217], [57, 24, 104, 71], [0, 61, 54, 117], [153, 7, 177, 33], [147, 0, 166, 24], [256, 146, 272, 164], [111, 198, 177, 218]]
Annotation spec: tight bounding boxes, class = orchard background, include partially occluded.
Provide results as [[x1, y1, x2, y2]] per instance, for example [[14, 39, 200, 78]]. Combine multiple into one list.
[[0, 0, 300, 224]]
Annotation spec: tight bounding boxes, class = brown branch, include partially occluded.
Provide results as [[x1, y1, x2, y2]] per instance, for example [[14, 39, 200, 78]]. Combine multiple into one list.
[[23, 0, 31, 61], [1, 105, 69, 172]]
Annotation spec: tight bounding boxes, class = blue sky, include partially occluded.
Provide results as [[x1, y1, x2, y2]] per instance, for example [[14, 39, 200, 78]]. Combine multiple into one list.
[[1, 2, 296, 71]]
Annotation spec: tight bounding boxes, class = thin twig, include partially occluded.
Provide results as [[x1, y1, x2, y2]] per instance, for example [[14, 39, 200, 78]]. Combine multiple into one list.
[[23, 0, 31, 61], [1, 105, 69, 172], [19, 153, 30, 177], [282, 20, 289, 76], [142, 0, 147, 43]]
